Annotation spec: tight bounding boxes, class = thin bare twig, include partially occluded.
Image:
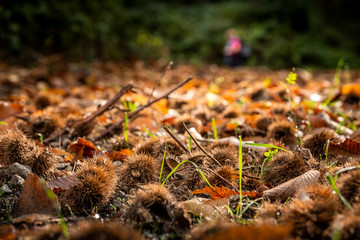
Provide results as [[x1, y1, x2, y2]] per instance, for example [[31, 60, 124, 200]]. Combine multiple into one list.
[[147, 61, 173, 104], [44, 84, 133, 145], [164, 126, 191, 154], [183, 122, 221, 167], [94, 77, 192, 140]]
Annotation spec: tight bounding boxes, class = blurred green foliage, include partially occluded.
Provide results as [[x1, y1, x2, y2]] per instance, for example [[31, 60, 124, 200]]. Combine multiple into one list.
[[0, 0, 359, 68]]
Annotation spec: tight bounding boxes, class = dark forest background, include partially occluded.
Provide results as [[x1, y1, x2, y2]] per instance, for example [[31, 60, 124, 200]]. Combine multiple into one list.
[[0, 0, 359, 68]]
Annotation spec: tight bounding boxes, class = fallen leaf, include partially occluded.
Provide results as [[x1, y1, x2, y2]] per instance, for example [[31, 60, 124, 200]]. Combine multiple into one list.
[[0, 101, 24, 120], [328, 138, 360, 156], [68, 137, 99, 161], [192, 186, 261, 200], [203, 224, 291, 240], [109, 149, 133, 162], [12, 213, 57, 224], [179, 197, 229, 219], [263, 170, 320, 201], [13, 173, 58, 218], [165, 156, 180, 170], [47, 174, 78, 193], [0, 224, 15, 240], [341, 83, 360, 97]]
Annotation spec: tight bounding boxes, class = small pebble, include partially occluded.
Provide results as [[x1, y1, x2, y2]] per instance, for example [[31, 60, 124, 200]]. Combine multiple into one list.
[[0, 184, 12, 194], [8, 163, 31, 178], [9, 174, 25, 187]]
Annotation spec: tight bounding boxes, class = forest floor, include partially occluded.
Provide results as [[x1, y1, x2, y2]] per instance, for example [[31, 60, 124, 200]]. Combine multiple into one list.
[[1, 58, 360, 240]]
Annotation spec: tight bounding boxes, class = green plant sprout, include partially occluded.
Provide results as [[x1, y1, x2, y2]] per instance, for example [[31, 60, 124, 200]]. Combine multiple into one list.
[[212, 117, 218, 141], [279, 70, 297, 106], [325, 173, 352, 210], [37, 133, 43, 144], [240, 197, 263, 216], [40, 179, 70, 240], [334, 59, 344, 89], [110, 204, 117, 215], [325, 139, 330, 164], [161, 160, 212, 188], [122, 100, 138, 112], [286, 71, 297, 85], [264, 77, 271, 87], [260, 149, 278, 183], [246, 143, 288, 183], [124, 112, 129, 148], [159, 142, 167, 184], [236, 136, 243, 218], [0, 121, 7, 125], [296, 126, 302, 145]]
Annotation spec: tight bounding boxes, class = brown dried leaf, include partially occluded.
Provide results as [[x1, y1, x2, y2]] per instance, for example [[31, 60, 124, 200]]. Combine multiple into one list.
[[68, 137, 99, 161], [0, 101, 24, 121], [179, 197, 229, 219], [47, 174, 78, 193], [203, 224, 291, 240], [328, 138, 360, 156], [166, 157, 179, 170], [13, 173, 58, 218], [263, 170, 320, 201], [192, 186, 261, 200], [0, 224, 15, 240]]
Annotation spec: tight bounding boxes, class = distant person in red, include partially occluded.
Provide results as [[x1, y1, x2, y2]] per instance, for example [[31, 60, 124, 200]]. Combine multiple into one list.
[[223, 29, 243, 67]]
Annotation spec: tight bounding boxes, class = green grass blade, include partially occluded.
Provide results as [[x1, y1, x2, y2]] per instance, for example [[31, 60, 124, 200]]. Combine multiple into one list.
[[241, 197, 263, 216], [159, 142, 167, 183], [245, 142, 288, 151], [326, 173, 352, 210], [143, 127, 155, 138], [161, 160, 212, 188], [237, 136, 243, 217]]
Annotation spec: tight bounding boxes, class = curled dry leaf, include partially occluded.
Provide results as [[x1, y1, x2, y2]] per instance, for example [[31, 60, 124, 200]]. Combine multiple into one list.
[[68, 137, 100, 161], [192, 186, 261, 200], [263, 170, 320, 201], [47, 174, 78, 193], [328, 138, 360, 156], [179, 197, 229, 219], [13, 173, 58, 218]]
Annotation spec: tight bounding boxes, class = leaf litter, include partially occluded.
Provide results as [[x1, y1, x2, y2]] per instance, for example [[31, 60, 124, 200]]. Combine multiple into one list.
[[1, 60, 360, 239]]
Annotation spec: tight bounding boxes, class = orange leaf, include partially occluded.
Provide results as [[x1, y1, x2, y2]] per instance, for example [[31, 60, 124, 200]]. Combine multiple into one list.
[[225, 122, 237, 131], [161, 116, 177, 125], [109, 149, 133, 162], [341, 84, 360, 97], [68, 138, 99, 160], [99, 115, 107, 123], [193, 186, 261, 200], [328, 138, 360, 156], [153, 99, 169, 114]]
